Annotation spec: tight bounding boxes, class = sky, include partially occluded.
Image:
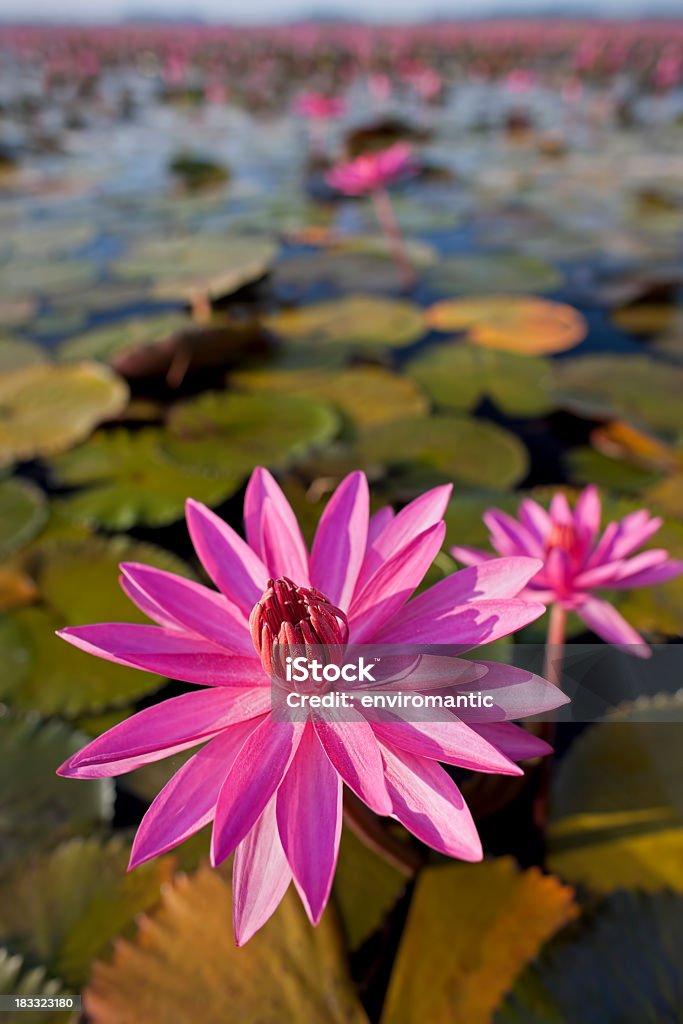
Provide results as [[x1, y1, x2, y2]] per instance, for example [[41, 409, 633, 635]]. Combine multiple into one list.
[[0, 0, 680, 22]]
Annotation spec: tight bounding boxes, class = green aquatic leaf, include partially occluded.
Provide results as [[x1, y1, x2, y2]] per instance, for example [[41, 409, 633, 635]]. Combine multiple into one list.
[[333, 828, 408, 951], [0, 714, 113, 869], [58, 314, 192, 364], [0, 260, 97, 300], [426, 253, 563, 295], [0, 478, 47, 558], [272, 245, 434, 297], [0, 338, 49, 372], [264, 295, 426, 351]]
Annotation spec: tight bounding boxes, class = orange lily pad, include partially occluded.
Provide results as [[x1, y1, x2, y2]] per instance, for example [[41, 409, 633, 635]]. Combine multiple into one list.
[[426, 296, 588, 355]]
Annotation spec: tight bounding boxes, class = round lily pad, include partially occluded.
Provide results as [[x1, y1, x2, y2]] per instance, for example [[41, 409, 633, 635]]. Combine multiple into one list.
[[264, 295, 426, 351], [0, 714, 113, 869], [58, 314, 193, 364], [0, 260, 97, 299], [0, 338, 49, 372], [3, 222, 94, 260], [0, 363, 129, 467], [0, 477, 47, 558], [426, 253, 563, 295], [552, 356, 683, 436], [232, 363, 429, 430], [48, 428, 240, 530], [163, 391, 339, 475], [406, 342, 554, 415], [1, 537, 194, 716], [354, 414, 529, 489], [272, 245, 433, 298], [427, 296, 587, 355], [114, 236, 278, 302]]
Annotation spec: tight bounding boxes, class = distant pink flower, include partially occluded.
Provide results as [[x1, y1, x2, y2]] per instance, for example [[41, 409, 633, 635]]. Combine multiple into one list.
[[453, 486, 683, 655], [294, 91, 345, 119], [57, 469, 564, 944], [326, 141, 416, 196]]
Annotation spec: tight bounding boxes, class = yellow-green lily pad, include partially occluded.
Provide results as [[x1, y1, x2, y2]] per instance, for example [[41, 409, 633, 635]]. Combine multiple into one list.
[[58, 314, 193, 364], [0, 338, 49, 372], [0, 478, 47, 558], [264, 295, 425, 351], [426, 253, 563, 295]]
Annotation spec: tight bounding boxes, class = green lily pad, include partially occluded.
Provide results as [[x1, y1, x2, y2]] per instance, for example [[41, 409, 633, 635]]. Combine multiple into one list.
[[426, 253, 563, 295], [0, 363, 129, 468], [58, 314, 192, 364], [406, 343, 554, 416], [0, 714, 113, 869], [0, 260, 97, 300], [0, 478, 47, 558], [3, 222, 94, 260], [0, 537, 193, 715], [355, 415, 529, 489], [114, 236, 278, 301], [49, 428, 237, 530], [444, 491, 522, 549], [567, 447, 663, 495], [552, 356, 683, 437], [232, 363, 429, 430], [0, 338, 49, 372], [264, 295, 425, 351], [0, 837, 175, 989], [163, 391, 338, 476], [497, 891, 683, 1024], [272, 246, 432, 297]]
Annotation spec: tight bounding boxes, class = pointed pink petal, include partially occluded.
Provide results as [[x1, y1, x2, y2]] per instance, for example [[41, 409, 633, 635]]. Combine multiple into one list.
[[451, 545, 497, 566], [457, 661, 570, 720], [386, 557, 543, 629], [371, 718, 523, 775], [120, 563, 251, 654], [129, 721, 259, 868], [610, 560, 683, 589], [233, 797, 292, 946], [185, 498, 268, 615], [276, 724, 342, 924], [577, 596, 650, 656], [57, 688, 269, 778], [244, 468, 309, 584], [550, 492, 572, 525], [471, 722, 553, 759], [310, 471, 369, 610], [517, 498, 551, 542], [119, 574, 182, 630], [211, 718, 303, 866], [573, 561, 624, 590], [349, 522, 445, 642], [374, 597, 545, 646], [380, 742, 482, 860], [357, 484, 451, 589], [57, 624, 262, 687], [590, 511, 662, 566], [367, 506, 394, 548], [314, 712, 392, 815], [483, 509, 541, 557], [573, 485, 601, 542]]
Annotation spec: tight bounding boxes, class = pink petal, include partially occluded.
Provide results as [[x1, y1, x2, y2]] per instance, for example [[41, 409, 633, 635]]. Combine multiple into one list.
[[310, 471, 369, 610], [244, 468, 309, 584], [348, 522, 446, 642], [129, 720, 259, 868], [550, 492, 572, 525], [573, 561, 625, 590], [451, 545, 497, 566], [57, 688, 269, 778], [374, 597, 545, 646], [120, 563, 251, 654], [211, 718, 303, 866], [357, 485, 452, 590], [454, 660, 571, 721], [609, 560, 683, 589], [185, 498, 268, 615], [577, 596, 650, 656], [371, 718, 523, 775], [573, 485, 601, 542], [471, 722, 553, 760], [380, 742, 482, 860], [517, 498, 552, 542], [314, 712, 392, 815], [120, 574, 183, 630], [367, 506, 394, 548], [233, 797, 292, 946], [276, 724, 342, 924], [384, 557, 543, 629], [483, 509, 541, 557], [57, 624, 262, 687]]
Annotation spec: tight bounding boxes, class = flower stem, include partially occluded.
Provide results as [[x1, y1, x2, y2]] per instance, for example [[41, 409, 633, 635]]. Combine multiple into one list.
[[372, 187, 416, 291], [534, 603, 567, 831], [190, 288, 212, 325], [343, 790, 422, 877]]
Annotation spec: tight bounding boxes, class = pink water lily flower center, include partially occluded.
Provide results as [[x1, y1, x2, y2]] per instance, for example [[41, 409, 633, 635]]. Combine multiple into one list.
[[249, 576, 348, 675], [545, 521, 581, 559]]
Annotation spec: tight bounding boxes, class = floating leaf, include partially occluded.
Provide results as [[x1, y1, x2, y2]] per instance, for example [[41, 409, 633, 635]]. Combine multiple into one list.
[[356, 415, 529, 489], [233, 363, 429, 429], [0, 838, 174, 988], [114, 236, 277, 301], [406, 343, 554, 415], [427, 296, 587, 355], [0, 363, 129, 467], [265, 295, 425, 351], [84, 866, 368, 1024], [611, 303, 683, 336], [333, 828, 408, 951], [164, 391, 338, 475], [552, 356, 683, 436], [49, 429, 237, 529], [0, 261, 97, 299], [567, 448, 662, 495], [497, 891, 683, 1024], [3, 222, 93, 260], [272, 245, 434, 298], [0, 338, 49, 372], [382, 859, 576, 1024], [426, 254, 563, 295], [444, 491, 521, 549], [0, 714, 113, 869], [58, 314, 191, 364], [0, 478, 47, 558]]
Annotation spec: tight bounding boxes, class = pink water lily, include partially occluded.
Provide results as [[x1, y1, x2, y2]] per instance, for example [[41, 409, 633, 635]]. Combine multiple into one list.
[[57, 469, 566, 944], [294, 91, 345, 120], [452, 486, 683, 655], [326, 141, 417, 196]]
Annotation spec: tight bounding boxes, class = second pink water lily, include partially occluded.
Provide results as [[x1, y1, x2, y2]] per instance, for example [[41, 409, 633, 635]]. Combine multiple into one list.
[[57, 469, 566, 944]]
